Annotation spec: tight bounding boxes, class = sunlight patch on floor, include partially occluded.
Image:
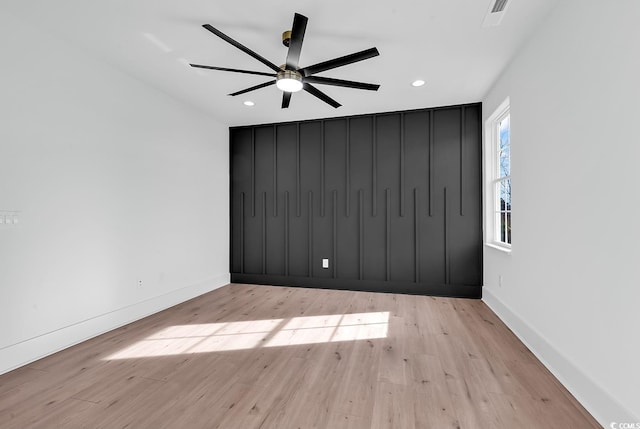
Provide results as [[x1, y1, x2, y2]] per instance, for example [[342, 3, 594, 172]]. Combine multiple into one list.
[[104, 312, 389, 360]]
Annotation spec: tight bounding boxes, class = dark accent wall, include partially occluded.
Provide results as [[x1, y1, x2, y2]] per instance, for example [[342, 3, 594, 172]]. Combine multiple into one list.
[[230, 103, 482, 298]]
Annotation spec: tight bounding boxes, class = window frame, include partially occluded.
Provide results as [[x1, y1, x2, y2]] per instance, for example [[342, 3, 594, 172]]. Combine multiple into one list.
[[485, 98, 512, 252]]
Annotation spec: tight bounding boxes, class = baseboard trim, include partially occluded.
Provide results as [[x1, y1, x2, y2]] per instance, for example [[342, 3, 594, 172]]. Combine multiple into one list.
[[482, 287, 638, 427], [0, 273, 230, 375], [231, 273, 482, 298]]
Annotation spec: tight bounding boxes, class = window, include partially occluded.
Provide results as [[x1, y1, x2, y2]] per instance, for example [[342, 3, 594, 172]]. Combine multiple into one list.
[[486, 98, 511, 250]]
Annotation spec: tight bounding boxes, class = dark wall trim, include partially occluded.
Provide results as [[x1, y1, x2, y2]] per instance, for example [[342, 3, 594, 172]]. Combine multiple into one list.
[[231, 273, 481, 299], [230, 103, 483, 298]]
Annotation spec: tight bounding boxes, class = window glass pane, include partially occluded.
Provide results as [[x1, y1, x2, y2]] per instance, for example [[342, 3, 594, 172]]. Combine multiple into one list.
[[498, 114, 510, 178], [488, 100, 511, 248], [500, 178, 511, 211]]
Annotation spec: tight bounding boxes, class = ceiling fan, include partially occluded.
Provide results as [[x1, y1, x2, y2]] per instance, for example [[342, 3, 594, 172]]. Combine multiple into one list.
[[190, 13, 380, 109]]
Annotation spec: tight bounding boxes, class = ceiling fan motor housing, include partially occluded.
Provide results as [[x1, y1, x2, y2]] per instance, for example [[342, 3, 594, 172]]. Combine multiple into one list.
[[282, 30, 292, 47]]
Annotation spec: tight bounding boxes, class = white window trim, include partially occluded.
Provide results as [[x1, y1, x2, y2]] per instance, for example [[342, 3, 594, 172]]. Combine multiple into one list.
[[484, 97, 511, 253]]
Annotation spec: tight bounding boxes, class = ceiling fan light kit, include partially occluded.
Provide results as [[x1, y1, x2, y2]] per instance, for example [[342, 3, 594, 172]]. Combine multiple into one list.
[[190, 13, 380, 109], [276, 69, 303, 92]]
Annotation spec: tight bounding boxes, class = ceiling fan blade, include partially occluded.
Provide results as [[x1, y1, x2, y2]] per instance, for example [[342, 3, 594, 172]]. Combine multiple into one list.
[[202, 24, 281, 73], [285, 13, 308, 70], [303, 83, 341, 108], [190, 64, 277, 77], [304, 76, 380, 91], [299, 47, 380, 76], [282, 91, 292, 109], [228, 80, 275, 96]]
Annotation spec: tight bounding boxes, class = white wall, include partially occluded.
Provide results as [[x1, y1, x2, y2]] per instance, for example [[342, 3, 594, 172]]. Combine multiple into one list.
[[482, 0, 640, 425], [0, 11, 229, 373]]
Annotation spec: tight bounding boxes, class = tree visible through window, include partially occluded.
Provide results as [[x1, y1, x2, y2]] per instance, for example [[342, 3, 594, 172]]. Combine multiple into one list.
[[496, 113, 511, 245]]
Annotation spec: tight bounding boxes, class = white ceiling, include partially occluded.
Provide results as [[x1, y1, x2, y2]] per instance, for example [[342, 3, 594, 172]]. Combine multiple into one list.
[[2, 0, 558, 126]]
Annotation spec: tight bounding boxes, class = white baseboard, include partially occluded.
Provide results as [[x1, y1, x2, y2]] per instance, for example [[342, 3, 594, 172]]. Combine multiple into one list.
[[0, 274, 229, 375], [482, 287, 638, 427]]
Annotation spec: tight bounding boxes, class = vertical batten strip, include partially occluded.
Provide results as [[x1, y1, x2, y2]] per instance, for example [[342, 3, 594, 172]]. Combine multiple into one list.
[[284, 191, 289, 276], [400, 113, 405, 217], [296, 123, 301, 217], [372, 115, 378, 217], [429, 110, 434, 217], [240, 192, 245, 274], [359, 189, 364, 280], [444, 187, 449, 285], [308, 191, 313, 277], [332, 190, 338, 278], [320, 120, 326, 217], [251, 128, 256, 217], [460, 107, 465, 216], [346, 119, 351, 217], [262, 192, 267, 275], [386, 188, 391, 281], [414, 188, 420, 283], [273, 125, 278, 217]]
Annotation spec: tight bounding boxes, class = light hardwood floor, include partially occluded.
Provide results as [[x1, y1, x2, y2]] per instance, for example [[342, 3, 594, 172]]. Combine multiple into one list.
[[0, 284, 600, 428]]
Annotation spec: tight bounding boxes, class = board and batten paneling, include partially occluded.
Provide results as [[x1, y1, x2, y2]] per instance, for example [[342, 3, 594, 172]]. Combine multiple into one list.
[[230, 103, 482, 298]]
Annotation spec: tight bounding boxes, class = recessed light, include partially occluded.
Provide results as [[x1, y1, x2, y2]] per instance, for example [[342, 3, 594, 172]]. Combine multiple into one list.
[[411, 80, 426, 87], [243, 101, 255, 107]]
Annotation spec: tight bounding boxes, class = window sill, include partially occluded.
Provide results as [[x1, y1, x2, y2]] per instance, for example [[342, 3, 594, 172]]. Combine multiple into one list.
[[485, 242, 512, 254]]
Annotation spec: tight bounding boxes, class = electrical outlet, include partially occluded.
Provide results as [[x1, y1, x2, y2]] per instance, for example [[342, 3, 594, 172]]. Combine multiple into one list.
[[137, 279, 143, 288], [322, 258, 329, 269], [0, 212, 20, 226], [498, 275, 503, 288]]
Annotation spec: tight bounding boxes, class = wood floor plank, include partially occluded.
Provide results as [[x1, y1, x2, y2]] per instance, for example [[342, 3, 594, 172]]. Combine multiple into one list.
[[377, 315, 409, 385], [330, 339, 381, 420], [370, 381, 416, 429], [27, 398, 100, 429], [0, 284, 601, 429], [325, 413, 369, 429], [406, 353, 460, 428]]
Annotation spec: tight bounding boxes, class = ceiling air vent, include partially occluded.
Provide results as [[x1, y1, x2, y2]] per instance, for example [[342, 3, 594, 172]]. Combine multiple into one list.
[[491, 0, 509, 13], [483, 0, 510, 27]]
